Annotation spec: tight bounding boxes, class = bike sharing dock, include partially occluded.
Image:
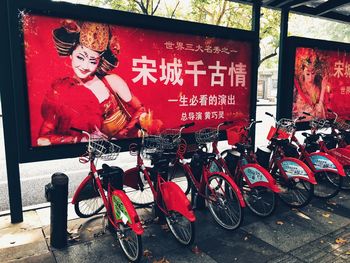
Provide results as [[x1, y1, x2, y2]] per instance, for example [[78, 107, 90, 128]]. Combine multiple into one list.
[[1, 0, 350, 262]]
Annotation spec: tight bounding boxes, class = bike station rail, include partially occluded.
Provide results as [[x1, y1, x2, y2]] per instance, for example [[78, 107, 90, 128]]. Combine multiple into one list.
[[0, 191, 349, 263]]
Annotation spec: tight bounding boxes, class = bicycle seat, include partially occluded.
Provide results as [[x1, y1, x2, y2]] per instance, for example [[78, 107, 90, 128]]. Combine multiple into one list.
[[197, 151, 216, 161], [302, 133, 320, 142], [270, 138, 289, 146], [236, 143, 253, 152]]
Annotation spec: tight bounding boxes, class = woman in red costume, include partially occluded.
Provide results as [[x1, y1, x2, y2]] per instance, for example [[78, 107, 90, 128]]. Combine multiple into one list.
[[293, 48, 330, 121], [37, 20, 145, 145]]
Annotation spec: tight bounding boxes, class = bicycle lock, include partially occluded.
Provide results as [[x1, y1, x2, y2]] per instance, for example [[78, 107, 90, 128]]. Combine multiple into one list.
[[45, 172, 69, 248]]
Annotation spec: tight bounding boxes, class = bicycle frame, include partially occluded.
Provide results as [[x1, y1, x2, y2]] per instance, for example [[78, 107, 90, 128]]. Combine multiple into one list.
[[290, 130, 345, 177], [212, 141, 280, 193], [124, 148, 195, 222]]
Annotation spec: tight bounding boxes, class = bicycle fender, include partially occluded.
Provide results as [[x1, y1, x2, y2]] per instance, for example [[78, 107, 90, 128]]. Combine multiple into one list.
[[327, 147, 350, 166], [111, 190, 144, 235], [72, 174, 95, 204], [209, 172, 246, 207], [279, 158, 317, 184], [123, 167, 141, 190], [160, 182, 196, 222], [309, 152, 345, 176], [241, 163, 280, 193]]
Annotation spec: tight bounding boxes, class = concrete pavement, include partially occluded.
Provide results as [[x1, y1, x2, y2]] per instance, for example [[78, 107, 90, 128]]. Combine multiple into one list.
[[0, 190, 349, 263]]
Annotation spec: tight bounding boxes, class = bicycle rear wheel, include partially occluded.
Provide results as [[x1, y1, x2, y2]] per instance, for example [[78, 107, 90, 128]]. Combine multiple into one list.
[[205, 174, 243, 230], [165, 211, 195, 246], [114, 223, 142, 262], [125, 169, 154, 207], [74, 180, 104, 218], [341, 166, 350, 190], [313, 171, 342, 199]]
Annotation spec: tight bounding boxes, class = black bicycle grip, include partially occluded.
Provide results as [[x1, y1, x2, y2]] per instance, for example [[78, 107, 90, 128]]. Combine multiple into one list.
[[298, 116, 306, 121], [255, 120, 263, 124], [265, 112, 273, 117], [303, 112, 311, 116], [327, 109, 333, 113], [183, 122, 195, 128], [70, 127, 84, 133]]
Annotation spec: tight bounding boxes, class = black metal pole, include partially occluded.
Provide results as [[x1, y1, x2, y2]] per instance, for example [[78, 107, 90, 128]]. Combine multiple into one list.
[[251, 0, 262, 147], [276, 7, 290, 120], [0, 0, 23, 223], [47, 173, 69, 249]]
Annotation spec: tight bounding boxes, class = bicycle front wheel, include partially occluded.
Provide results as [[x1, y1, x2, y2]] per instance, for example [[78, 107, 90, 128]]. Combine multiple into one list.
[[278, 178, 314, 208], [165, 211, 195, 246], [313, 171, 342, 199], [205, 174, 243, 230], [239, 177, 276, 217], [341, 166, 350, 190], [167, 162, 191, 195], [115, 223, 143, 262]]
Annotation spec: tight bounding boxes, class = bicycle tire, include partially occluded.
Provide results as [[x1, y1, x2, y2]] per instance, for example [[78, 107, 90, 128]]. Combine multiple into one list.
[[167, 162, 191, 195], [239, 177, 276, 217], [114, 223, 143, 262], [205, 174, 243, 230], [277, 177, 314, 208], [126, 169, 154, 207], [313, 171, 342, 199], [165, 211, 195, 246], [74, 180, 104, 218], [341, 166, 350, 190]]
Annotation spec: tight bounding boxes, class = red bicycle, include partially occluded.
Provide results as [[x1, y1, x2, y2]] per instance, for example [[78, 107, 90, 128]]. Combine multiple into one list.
[[302, 111, 349, 190], [123, 124, 196, 246], [197, 120, 281, 217], [168, 123, 245, 230], [278, 114, 345, 199], [262, 113, 317, 208], [71, 128, 143, 262]]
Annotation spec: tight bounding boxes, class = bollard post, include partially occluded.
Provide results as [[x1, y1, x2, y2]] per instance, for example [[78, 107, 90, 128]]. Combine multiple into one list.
[[45, 173, 69, 249]]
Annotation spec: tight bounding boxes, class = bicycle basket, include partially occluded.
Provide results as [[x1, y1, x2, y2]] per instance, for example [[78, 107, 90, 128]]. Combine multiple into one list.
[[89, 135, 121, 161], [334, 118, 350, 131], [141, 135, 164, 157], [226, 127, 243, 145], [160, 129, 181, 149], [195, 127, 218, 144], [277, 119, 295, 134], [310, 119, 330, 130]]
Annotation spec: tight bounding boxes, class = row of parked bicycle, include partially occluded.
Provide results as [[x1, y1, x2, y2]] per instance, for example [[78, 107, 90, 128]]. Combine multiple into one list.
[[69, 108, 350, 262]]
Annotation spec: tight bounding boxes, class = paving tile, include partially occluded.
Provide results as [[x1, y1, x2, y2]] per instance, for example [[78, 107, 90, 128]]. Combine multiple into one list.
[[266, 253, 304, 263], [241, 210, 324, 252], [5, 251, 56, 263], [196, 228, 283, 263], [0, 211, 43, 231], [53, 234, 126, 263]]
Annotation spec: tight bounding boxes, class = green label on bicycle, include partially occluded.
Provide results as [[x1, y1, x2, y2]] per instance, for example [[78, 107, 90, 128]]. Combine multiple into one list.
[[112, 195, 131, 224]]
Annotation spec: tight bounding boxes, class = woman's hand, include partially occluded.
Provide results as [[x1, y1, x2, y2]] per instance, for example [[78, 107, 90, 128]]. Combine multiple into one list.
[[315, 102, 326, 118]]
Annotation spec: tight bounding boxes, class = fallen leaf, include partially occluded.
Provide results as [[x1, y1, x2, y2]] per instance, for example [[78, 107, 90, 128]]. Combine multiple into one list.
[[326, 201, 337, 206], [322, 213, 331, 218], [143, 249, 153, 258], [328, 221, 333, 224], [191, 245, 202, 254], [153, 257, 170, 263], [335, 238, 347, 244], [276, 221, 284, 225], [295, 211, 311, 220], [346, 251, 350, 255], [320, 240, 324, 244], [244, 236, 249, 241]]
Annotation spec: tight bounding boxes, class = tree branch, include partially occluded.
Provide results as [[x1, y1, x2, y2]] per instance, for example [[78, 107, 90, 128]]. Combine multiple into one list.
[[151, 0, 161, 15], [196, 5, 213, 17], [170, 1, 180, 19], [259, 47, 278, 66], [133, 0, 148, 14]]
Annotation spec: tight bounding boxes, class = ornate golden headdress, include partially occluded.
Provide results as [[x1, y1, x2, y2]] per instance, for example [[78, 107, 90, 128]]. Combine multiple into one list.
[[79, 22, 109, 53]]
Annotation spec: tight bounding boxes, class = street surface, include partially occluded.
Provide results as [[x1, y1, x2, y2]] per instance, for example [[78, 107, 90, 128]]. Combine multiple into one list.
[[0, 105, 276, 212]]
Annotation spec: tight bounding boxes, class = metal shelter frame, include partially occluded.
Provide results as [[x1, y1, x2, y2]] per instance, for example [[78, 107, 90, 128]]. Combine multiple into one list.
[[0, 0, 349, 223]]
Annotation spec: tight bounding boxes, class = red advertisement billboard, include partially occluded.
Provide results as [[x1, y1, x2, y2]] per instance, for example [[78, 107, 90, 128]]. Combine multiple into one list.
[[293, 47, 350, 121], [23, 14, 252, 147]]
